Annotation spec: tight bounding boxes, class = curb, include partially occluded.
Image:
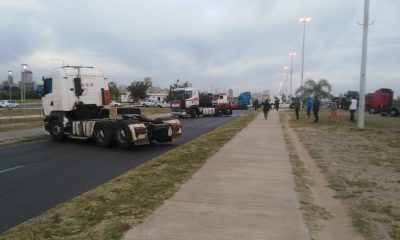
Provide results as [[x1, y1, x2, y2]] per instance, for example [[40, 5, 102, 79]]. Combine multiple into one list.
[[0, 135, 47, 146]]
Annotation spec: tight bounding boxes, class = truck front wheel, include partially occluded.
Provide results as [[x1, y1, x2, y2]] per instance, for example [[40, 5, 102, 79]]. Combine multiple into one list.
[[369, 108, 375, 114], [94, 122, 114, 147], [49, 118, 67, 141]]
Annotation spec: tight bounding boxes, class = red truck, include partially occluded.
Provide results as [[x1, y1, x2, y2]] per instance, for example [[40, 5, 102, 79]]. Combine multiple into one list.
[[366, 88, 393, 113], [366, 88, 399, 116]]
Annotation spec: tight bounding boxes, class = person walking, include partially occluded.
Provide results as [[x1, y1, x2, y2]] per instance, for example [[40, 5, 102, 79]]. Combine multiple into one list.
[[306, 95, 313, 120], [349, 97, 358, 122], [294, 97, 301, 120], [262, 99, 271, 120], [253, 99, 259, 111], [312, 96, 320, 123], [327, 100, 339, 122], [274, 97, 280, 111]]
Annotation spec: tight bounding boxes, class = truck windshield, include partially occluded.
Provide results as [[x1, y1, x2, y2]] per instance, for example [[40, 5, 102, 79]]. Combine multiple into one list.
[[170, 90, 185, 100]]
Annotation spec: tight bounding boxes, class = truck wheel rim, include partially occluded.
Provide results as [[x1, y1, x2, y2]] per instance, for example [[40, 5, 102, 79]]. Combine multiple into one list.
[[98, 130, 105, 140], [118, 128, 129, 142], [52, 126, 61, 135]]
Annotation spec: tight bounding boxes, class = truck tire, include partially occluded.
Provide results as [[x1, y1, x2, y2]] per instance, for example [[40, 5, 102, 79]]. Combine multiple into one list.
[[93, 122, 114, 147], [115, 121, 134, 149], [390, 108, 399, 117], [225, 107, 233, 115], [214, 106, 222, 117], [49, 118, 67, 141], [369, 108, 375, 114], [190, 108, 198, 118]]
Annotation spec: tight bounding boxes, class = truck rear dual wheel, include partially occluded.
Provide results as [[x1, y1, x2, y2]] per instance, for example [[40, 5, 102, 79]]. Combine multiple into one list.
[[190, 109, 199, 118], [49, 118, 67, 141], [93, 122, 114, 147], [115, 120, 135, 149]]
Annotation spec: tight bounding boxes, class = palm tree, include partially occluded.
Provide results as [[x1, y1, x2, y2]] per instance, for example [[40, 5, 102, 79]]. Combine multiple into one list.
[[295, 79, 332, 98]]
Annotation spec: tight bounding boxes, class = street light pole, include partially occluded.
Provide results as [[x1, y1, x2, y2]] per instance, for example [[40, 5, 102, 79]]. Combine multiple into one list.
[[299, 17, 311, 96], [8, 71, 12, 101], [21, 64, 28, 116], [289, 52, 296, 100], [358, 0, 370, 129], [283, 66, 289, 103]]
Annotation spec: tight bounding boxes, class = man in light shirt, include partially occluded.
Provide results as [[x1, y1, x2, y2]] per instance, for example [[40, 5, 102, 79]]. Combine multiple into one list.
[[349, 97, 358, 122]]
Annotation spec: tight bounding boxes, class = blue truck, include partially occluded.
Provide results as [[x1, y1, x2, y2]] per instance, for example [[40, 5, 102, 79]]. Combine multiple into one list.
[[238, 92, 251, 110]]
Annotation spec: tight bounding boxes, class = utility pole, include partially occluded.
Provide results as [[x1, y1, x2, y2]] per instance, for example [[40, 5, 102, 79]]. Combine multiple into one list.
[[358, 0, 371, 129], [289, 52, 296, 101], [299, 17, 311, 96]]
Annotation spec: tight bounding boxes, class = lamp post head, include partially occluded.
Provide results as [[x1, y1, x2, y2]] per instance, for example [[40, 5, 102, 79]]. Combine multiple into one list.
[[289, 52, 296, 57], [21, 64, 28, 70], [299, 17, 311, 23], [284, 66, 290, 70], [8, 70, 12, 75]]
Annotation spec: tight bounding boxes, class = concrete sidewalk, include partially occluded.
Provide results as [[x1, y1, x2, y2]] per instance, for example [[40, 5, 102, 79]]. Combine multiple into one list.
[[124, 110, 310, 240]]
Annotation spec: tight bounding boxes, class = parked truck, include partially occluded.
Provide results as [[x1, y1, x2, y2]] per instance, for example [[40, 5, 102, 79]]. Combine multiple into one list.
[[365, 88, 399, 116], [237, 92, 251, 109], [39, 66, 182, 149], [170, 88, 232, 117]]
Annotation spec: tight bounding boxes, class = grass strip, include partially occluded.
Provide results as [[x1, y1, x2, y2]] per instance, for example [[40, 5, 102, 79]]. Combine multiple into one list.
[[0, 118, 43, 133], [0, 111, 258, 240], [282, 109, 400, 240], [280, 113, 333, 232]]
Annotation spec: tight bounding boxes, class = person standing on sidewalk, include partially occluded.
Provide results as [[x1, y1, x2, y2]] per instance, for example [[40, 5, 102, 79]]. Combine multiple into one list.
[[274, 97, 280, 111], [306, 95, 313, 120], [253, 99, 259, 111], [262, 99, 271, 119], [349, 96, 358, 122], [312, 96, 320, 123], [294, 97, 301, 120], [327, 100, 339, 122]]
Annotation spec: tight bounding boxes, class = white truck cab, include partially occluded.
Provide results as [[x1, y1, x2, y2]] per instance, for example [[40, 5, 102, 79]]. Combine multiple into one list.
[[42, 66, 110, 116]]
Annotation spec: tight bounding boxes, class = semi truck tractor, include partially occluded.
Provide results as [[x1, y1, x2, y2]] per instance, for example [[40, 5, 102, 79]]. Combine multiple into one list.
[[366, 88, 394, 114], [170, 88, 232, 118], [39, 66, 182, 149], [237, 92, 251, 109]]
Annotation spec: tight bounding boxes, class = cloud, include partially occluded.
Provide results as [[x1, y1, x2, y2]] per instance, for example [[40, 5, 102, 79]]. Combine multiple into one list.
[[1, 0, 399, 97]]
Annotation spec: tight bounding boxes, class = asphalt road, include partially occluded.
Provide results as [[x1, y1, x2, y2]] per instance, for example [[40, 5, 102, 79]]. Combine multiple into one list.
[[0, 110, 250, 233]]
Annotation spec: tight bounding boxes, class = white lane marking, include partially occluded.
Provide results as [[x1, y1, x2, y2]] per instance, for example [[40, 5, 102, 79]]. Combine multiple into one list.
[[0, 165, 25, 174]]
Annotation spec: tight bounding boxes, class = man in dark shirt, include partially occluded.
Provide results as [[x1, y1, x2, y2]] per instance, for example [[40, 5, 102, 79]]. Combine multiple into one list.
[[262, 99, 271, 119], [312, 96, 320, 123]]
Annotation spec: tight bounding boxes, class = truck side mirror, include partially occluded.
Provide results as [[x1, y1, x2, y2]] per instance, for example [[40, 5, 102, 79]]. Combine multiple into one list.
[[74, 78, 83, 97]]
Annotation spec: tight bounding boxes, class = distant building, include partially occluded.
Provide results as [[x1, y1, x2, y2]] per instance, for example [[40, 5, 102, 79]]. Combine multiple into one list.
[[147, 86, 161, 94], [18, 70, 35, 90], [228, 88, 233, 98], [144, 77, 152, 87], [147, 93, 168, 102]]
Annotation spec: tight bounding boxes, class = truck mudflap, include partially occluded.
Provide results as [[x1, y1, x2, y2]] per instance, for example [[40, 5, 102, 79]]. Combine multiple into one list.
[[127, 123, 150, 146], [165, 119, 182, 140]]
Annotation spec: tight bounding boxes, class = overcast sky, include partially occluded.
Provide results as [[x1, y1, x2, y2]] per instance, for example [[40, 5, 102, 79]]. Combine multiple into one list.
[[1, 0, 399, 97]]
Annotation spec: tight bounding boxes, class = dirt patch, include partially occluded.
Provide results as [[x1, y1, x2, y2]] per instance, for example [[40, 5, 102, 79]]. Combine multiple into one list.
[[281, 109, 400, 240], [282, 115, 364, 240]]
